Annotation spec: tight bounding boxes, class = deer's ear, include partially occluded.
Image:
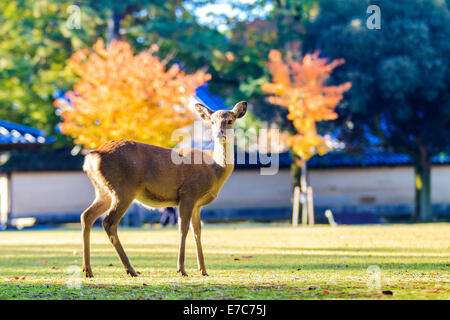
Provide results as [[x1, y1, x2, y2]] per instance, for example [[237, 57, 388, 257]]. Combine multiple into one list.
[[195, 103, 214, 121], [232, 101, 247, 119]]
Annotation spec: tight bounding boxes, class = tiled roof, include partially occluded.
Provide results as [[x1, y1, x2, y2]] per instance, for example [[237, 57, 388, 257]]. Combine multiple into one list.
[[234, 150, 450, 169], [0, 120, 54, 150], [0, 148, 83, 173], [1, 147, 449, 173], [307, 151, 450, 168]]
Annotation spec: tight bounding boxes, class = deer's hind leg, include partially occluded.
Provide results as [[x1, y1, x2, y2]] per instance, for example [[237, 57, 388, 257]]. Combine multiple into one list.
[[102, 190, 137, 277], [81, 187, 111, 278]]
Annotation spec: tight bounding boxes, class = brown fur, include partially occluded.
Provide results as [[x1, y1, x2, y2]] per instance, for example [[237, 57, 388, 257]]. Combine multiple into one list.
[[81, 101, 247, 277]]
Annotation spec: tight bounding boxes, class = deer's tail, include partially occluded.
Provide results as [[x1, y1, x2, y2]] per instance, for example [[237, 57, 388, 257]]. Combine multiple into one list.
[[83, 151, 101, 174]]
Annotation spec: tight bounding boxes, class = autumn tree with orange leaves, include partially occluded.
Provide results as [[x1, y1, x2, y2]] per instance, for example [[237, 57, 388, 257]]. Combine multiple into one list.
[[55, 39, 211, 149], [263, 48, 351, 225], [263, 49, 351, 163]]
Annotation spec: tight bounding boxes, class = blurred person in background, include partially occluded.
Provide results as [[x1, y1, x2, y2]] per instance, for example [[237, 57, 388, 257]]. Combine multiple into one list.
[[158, 207, 177, 227]]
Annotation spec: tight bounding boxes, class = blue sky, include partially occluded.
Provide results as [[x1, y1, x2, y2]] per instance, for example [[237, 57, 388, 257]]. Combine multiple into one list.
[[188, 0, 273, 31]]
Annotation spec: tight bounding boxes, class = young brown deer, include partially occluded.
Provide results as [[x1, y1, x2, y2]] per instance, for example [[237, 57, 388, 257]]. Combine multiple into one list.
[[81, 101, 247, 277]]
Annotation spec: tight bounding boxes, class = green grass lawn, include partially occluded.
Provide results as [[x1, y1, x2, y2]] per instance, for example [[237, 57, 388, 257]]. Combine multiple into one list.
[[0, 223, 448, 300]]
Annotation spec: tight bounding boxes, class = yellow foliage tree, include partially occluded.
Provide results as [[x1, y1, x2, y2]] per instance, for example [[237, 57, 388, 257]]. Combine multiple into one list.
[[262, 49, 351, 162], [55, 39, 211, 149]]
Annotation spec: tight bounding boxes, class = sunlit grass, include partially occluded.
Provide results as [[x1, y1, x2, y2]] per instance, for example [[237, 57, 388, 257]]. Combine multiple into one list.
[[0, 223, 448, 299]]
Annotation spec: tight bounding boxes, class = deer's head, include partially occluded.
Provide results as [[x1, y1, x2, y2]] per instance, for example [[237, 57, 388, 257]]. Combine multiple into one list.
[[195, 101, 247, 143]]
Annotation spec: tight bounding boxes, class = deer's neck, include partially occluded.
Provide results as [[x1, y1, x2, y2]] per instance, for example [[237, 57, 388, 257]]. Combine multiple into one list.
[[213, 134, 234, 178]]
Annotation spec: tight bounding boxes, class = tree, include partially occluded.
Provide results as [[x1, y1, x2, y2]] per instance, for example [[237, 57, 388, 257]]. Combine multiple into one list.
[[263, 48, 351, 162], [84, 0, 228, 74], [192, 1, 321, 125], [305, 0, 450, 221], [0, 0, 101, 145], [0, 0, 224, 146], [262, 47, 350, 194], [54, 39, 210, 149]]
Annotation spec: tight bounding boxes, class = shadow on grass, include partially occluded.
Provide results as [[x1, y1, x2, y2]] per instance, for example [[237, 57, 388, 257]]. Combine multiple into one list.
[[0, 281, 384, 300], [1, 245, 447, 300], [2, 243, 446, 254], [0, 244, 447, 276], [248, 246, 446, 254]]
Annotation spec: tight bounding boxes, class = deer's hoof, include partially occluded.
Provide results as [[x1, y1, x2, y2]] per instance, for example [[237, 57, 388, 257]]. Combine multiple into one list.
[[202, 273, 209, 277], [178, 270, 188, 277], [126, 269, 138, 277], [83, 267, 94, 278]]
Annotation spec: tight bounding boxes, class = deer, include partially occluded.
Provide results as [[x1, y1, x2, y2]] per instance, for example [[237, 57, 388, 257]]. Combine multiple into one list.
[[80, 101, 247, 277]]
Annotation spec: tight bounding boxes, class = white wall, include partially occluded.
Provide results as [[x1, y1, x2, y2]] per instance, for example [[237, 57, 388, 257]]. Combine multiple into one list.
[[9, 170, 293, 216], [0, 174, 9, 224], [207, 170, 292, 209], [209, 166, 450, 209], [10, 171, 94, 217], [431, 166, 450, 203], [8, 165, 450, 218], [310, 167, 413, 206], [310, 166, 450, 206]]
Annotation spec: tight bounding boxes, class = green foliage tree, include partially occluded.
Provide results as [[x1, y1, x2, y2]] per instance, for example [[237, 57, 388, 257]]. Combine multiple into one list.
[[305, 0, 450, 221], [84, 0, 227, 72], [0, 1, 101, 145], [0, 0, 226, 146], [200, 0, 320, 124]]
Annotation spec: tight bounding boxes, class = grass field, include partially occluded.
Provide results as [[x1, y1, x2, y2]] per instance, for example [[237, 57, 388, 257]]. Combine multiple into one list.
[[0, 223, 448, 300]]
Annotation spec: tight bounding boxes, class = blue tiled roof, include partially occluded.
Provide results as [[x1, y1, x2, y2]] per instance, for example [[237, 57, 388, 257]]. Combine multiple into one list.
[[2, 147, 449, 173], [304, 151, 449, 168], [236, 150, 450, 169], [0, 120, 54, 146], [194, 84, 228, 111]]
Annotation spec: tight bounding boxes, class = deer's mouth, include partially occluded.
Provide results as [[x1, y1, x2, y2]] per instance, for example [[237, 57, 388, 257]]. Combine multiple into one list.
[[213, 132, 225, 141]]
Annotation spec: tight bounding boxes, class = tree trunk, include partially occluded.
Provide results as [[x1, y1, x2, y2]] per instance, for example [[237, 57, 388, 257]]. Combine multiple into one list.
[[290, 152, 311, 225], [300, 158, 309, 226], [300, 158, 308, 194], [412, 146, 432, 222], [107, 5, 122, 45], [290, 152, 301, 188]]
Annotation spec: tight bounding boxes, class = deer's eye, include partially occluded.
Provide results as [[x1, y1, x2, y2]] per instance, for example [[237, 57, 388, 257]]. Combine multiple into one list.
[[227, 120, 232, 125]]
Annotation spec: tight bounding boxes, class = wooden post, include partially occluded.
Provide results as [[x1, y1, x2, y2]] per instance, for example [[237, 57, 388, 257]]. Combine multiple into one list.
[[307, 186, 314, 226], [292, 186, 300, 227], [325, 209, 337, 227], [0, 174, 10, 228], [300, 159, 308, 226]]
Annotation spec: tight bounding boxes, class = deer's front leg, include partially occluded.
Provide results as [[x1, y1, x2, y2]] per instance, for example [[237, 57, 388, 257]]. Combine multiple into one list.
[[81, 196, 110, 278], [177, 200, 194, 277], [190, 207, 208, 276]]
